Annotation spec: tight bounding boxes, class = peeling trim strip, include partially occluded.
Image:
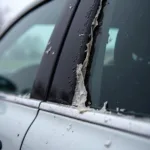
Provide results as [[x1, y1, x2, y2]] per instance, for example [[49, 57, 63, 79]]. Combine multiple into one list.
[[40, 102, 150, 139], [82, 0, 103, 77], [72, 0, 103, 107]]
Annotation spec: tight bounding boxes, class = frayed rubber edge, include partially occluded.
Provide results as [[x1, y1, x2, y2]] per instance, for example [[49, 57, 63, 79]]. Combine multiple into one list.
[[72, 0, 103, 109]]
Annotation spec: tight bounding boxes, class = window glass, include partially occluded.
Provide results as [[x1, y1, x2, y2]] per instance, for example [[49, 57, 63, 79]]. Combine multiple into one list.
[[89, 0, 150, 116], [0, 0, 67, 95]]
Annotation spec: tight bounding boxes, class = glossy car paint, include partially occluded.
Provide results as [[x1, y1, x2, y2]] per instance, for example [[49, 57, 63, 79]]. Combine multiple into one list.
[[0, 96, 40, 150], [22, 102, 150, 150]]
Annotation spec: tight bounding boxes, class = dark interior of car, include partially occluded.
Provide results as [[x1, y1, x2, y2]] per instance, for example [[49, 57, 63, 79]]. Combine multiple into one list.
[[100, 0, 150, 115]]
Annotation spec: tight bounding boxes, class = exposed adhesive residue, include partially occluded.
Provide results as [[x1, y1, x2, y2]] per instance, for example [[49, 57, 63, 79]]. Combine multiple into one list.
[[78, 107, 91, 114], [72, 64, 87, 107], [72, 0, 103, 108], [100, 101, 108, 113]]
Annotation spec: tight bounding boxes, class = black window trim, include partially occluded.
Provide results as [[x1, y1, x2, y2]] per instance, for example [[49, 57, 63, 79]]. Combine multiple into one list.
[[31, 0, 81, 101], [47, 0, 103, 105]]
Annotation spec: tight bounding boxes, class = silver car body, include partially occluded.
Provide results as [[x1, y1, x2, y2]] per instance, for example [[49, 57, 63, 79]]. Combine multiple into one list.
[[0, 94, 150, 150]]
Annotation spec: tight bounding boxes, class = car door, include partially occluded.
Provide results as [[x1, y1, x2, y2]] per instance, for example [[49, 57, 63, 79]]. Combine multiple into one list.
[[22, 0, 150, 150], [0, 0, 78, 149]]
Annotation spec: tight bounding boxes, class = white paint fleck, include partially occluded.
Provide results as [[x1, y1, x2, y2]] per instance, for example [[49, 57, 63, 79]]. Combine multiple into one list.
[[104, 139, 112, 148], [116, 107, 119, 112], [132, 53, 138, 61], [100, 101, 108, 113], [79, 34, 85, 37], [120, 108, 126, 112], [48, 41, 51, 45], [52, 52, 55, 55], [69, 5, 73, 9], [46, 47, 52, 54]]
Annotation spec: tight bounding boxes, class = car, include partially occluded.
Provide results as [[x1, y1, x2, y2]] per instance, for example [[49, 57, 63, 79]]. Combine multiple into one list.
[[0, 0, 150, 150]]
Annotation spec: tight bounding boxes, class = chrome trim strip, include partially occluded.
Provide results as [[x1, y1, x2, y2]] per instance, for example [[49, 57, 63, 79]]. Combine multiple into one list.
[[40, 102, 150, 138], [0, 93, 41, 108]]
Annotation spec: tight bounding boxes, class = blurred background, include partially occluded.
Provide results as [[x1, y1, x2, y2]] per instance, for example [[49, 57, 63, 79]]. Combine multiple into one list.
[[0, 0, 35, 33]]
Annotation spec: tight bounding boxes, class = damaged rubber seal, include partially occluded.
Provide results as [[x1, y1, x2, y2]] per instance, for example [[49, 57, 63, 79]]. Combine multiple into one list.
[[72, 0, 103, 109]]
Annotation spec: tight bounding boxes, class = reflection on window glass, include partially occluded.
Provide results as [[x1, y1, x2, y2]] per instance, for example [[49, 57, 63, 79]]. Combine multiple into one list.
[[104, 28, 119, 65], [0, 0, 67, 95], [89, 0, 150, 116], [0, 25, 55, 73]]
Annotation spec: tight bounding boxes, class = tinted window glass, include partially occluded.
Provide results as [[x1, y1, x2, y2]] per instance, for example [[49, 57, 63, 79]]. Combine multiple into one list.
[[89, 0, 150, 116], [0, 0, 67, 95]]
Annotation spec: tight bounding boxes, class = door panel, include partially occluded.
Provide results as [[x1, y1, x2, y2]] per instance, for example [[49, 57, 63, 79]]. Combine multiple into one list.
[[22, 108, 150, 150], [0, 100, 39, 150]]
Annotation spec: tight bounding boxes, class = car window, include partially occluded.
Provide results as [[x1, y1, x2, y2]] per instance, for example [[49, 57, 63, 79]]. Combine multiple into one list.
[[0, 0, 67, 95], [88, 0, 150, 116]]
